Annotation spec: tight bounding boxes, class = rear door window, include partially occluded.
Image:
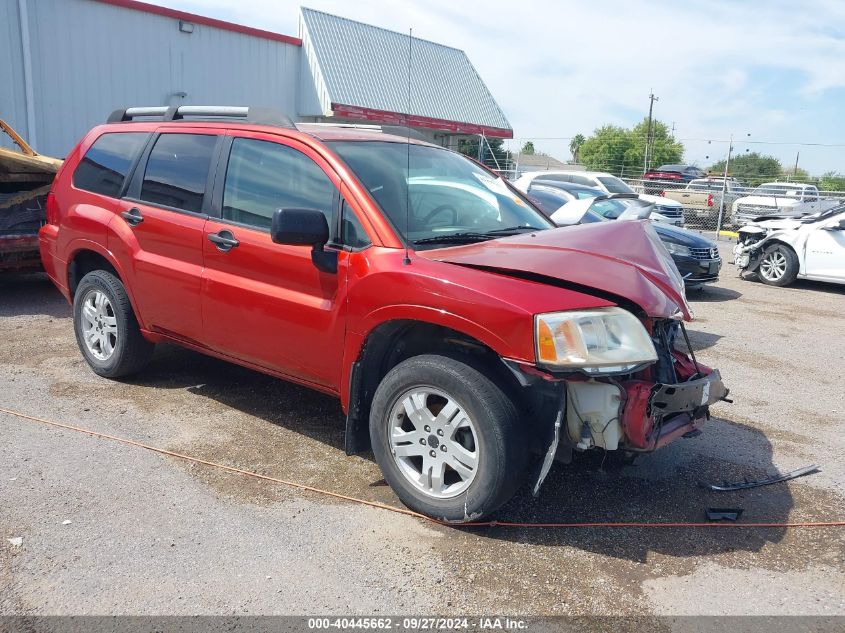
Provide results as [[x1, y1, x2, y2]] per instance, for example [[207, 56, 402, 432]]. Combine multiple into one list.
[[73, 132, 149, 197], [222, 137, 335, 232], [140, 133, 217, 213]]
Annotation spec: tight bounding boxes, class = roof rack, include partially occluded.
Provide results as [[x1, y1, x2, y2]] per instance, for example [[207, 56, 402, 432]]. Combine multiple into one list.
[[300, 122, 429, 142], [106, 106, 296, 129]]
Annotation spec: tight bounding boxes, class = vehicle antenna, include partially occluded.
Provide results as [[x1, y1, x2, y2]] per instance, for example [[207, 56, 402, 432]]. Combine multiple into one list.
[[403, 28, 413, 266]]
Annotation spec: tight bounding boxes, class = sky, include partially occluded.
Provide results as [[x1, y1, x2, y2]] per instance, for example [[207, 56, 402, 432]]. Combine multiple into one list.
[[148, 0, 845, 176]]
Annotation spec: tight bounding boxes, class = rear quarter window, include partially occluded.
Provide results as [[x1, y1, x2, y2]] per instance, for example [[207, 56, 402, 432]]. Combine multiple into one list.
[[72, 132, 149, 197]]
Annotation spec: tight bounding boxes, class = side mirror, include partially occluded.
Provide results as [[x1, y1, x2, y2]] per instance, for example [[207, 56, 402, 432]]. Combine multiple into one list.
[[271, 208, 337, 273]]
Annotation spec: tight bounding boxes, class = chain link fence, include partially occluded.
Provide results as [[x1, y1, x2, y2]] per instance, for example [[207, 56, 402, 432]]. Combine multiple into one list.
[[450, 134, 845, 234]]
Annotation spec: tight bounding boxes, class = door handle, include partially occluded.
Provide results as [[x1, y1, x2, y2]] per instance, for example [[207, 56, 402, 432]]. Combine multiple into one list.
[[121, 207, 144, 226], [207, 229, 239, 252]]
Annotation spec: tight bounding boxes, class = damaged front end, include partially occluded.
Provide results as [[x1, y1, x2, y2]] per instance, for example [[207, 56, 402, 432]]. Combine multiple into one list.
[[733, 225, 772, 273], [508, 317, 729, 495], [422, 220, 730, 493]]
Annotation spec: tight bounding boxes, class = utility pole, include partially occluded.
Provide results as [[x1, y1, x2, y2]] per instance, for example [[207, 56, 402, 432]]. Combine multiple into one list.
[[643, 92, 659, 175], [793, 151, 800, 180], [715, 135, 733, 241]]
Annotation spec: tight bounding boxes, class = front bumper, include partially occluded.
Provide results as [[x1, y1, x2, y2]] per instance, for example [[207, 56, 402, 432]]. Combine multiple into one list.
[[620, 369, 728, 451], [674, 255, 722, 285]]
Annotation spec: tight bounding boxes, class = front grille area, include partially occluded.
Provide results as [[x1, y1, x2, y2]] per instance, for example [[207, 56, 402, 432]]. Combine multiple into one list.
[[736, 204, 775, 216], [689, 246, 720, 260]]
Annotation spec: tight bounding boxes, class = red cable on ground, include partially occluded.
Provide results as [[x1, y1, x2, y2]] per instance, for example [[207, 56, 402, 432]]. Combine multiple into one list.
[[2, 405, 843, 530]]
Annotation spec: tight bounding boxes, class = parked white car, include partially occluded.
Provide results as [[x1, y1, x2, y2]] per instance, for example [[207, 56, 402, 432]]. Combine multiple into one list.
[[733, 205, 845, 286], [512, 170, 686, 226], [731, 182, 839, 225]]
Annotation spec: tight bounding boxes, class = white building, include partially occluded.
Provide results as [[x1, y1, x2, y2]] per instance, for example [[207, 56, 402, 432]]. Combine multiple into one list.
[[1, 0, 512, 158]]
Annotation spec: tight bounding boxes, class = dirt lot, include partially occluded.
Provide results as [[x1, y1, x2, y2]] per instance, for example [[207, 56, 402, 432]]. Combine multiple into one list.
[[1, 246, 844, 617]]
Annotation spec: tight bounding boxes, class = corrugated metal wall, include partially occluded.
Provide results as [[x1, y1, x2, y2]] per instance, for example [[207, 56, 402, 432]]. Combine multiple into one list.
[[0, 0, 28, 152], [1, 0, 301, 158]]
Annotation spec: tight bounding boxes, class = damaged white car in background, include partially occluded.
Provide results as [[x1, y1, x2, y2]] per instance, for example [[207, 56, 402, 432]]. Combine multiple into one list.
[[733, 204, 845, 286]]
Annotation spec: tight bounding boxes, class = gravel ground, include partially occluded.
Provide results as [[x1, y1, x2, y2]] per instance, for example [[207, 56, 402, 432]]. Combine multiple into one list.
[[1, 247, 844, 617]]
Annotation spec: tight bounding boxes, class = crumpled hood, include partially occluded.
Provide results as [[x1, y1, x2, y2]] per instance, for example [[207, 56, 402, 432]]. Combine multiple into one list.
[[418, 220, 692, 320]]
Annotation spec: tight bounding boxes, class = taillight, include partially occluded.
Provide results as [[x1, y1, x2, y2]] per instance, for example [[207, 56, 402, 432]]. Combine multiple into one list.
[[46, 191, 59, 225], [707, 194, 714, 207]]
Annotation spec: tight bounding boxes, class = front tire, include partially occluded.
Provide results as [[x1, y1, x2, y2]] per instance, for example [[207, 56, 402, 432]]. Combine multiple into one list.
[[369, 354, 527, 522], [73, 270, 154, 378], [758, 244, 798, 286]]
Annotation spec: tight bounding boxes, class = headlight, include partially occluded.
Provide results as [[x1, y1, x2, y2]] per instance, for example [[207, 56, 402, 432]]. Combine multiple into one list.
[[535, 308, 657, 374], [663, 241, 691, 256]]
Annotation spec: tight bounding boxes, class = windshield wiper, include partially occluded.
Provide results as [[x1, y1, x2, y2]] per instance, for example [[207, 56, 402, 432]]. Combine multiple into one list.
[[412, 232, 493, 245], [413, 226, 540, 246], [480, 225, 540, 236]]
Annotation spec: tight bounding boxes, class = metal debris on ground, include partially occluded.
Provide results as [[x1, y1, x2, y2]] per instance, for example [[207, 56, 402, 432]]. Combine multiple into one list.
[[706, 508, 744, 522], [706, 464, 820, 491]]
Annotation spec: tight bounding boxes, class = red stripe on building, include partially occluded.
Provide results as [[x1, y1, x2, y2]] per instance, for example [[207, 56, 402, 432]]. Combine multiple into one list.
[[331, 103, 513, 139], [92, 0, 302, 46]]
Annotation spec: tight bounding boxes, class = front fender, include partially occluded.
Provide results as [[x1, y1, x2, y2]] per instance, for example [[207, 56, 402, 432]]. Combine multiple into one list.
[[339, 307, 526, 413]]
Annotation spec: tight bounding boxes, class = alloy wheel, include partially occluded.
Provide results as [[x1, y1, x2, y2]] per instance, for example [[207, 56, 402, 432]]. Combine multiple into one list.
[[387, 387, 479, 499], [760, 251, 787, 282], [80, 289, 118, 361]]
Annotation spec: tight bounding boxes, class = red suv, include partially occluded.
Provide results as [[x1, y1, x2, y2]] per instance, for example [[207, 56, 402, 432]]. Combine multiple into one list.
[[40, 106, 728, 522]]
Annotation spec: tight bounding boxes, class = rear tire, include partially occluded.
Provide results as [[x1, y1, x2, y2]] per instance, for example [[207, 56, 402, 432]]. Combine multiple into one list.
[[758, 244, 798, 286], [73, 270, 154, 378], [369, 354, 527, 522]]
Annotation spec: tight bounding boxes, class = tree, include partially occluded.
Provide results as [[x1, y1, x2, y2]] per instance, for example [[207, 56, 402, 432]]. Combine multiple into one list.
[[521, 141, 535, 155], [781, 166, 810, 181], [709, 152, 782, 188], [578, 119, 683, 176], [633, 119, 684, 171], [569, 134, 585, 163], [819, 171, 845, 191], [457, 136, 509, 168]]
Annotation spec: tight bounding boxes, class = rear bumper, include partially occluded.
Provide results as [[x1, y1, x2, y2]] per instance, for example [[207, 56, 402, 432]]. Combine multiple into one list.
[[0, 235, 42, 272], [38, 224, 69, 299]]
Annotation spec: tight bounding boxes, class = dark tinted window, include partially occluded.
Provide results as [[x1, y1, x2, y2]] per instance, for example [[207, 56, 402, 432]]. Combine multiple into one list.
[[222, 138, 335, 231], [73, 132, 149, 197], [140, 134, 217, 213], [340, 200, 371, 248]]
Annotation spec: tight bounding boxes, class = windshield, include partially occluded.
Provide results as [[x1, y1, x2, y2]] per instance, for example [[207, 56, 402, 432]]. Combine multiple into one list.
[[753, 184, 803, 196], [597, 176, 634, 194], [328, 141, 553, 248], [804, 205, 845, 223], [689, 180, 723, 191]]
